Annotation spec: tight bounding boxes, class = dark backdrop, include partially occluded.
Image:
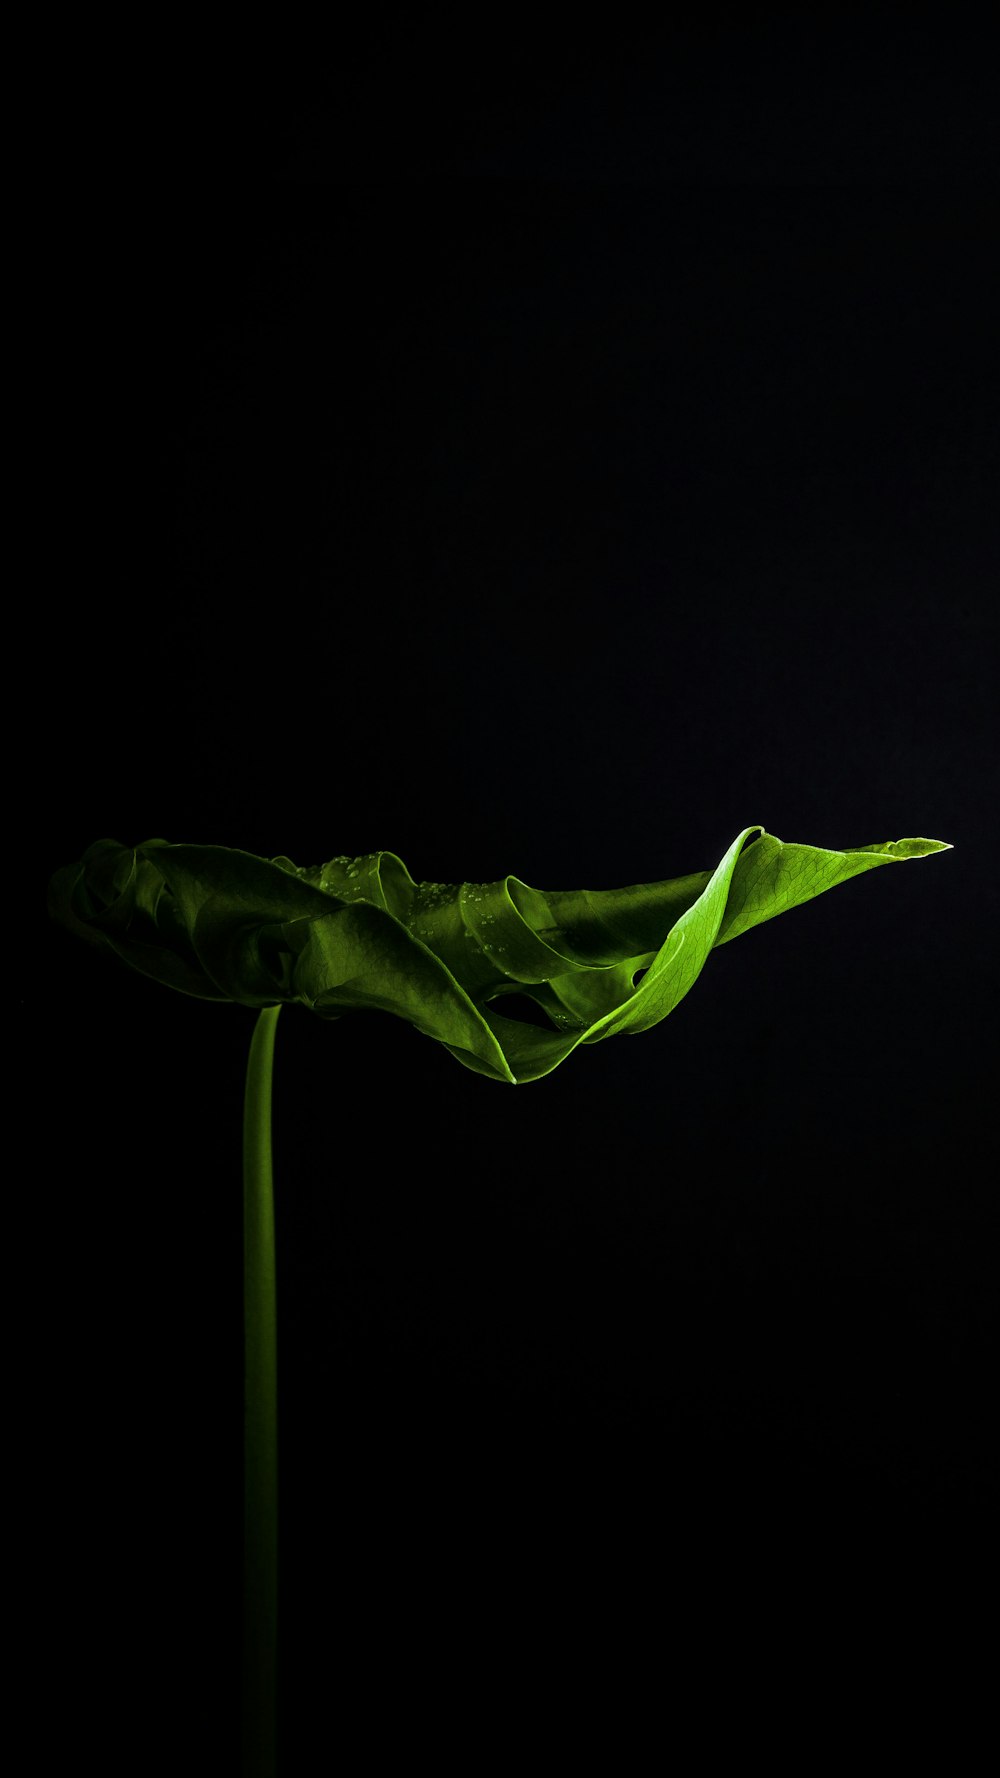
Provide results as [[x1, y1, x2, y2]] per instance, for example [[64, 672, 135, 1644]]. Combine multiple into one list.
[[30, 39, 997, 1769]]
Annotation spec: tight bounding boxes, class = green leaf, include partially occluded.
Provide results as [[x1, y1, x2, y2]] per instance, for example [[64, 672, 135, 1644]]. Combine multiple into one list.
[[47, 829, 951, 1083]]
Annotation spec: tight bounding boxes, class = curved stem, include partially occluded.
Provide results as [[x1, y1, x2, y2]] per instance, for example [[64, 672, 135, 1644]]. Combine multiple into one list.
[[243, 1004, 281, 1778]]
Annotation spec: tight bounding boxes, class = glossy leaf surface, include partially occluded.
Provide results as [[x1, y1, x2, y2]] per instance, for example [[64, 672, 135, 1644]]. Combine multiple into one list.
[[48, 830, 950, 1083]]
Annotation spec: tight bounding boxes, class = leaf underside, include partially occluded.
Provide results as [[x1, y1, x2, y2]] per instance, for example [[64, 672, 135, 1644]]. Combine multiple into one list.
[[47, 829, 950, 1083]]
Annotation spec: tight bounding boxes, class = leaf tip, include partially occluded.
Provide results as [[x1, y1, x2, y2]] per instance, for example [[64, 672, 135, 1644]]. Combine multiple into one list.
[[898, 836, 953, 857], [861, 836, 953, 860]]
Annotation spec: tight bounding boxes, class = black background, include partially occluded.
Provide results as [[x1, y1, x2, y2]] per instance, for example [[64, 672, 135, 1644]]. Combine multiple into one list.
[[29, 26, 997, 1769]]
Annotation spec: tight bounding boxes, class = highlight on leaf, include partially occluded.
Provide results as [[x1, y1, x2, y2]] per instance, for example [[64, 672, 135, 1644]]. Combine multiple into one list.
[[47, 828, 951, 1085]]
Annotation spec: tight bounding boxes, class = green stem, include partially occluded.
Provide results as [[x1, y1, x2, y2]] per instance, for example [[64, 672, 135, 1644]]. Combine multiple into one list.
[[243, 1004, 281, 1778]]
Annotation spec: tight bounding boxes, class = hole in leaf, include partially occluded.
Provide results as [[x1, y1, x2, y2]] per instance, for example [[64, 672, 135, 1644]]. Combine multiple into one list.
[[485, 993, 559, 1030]]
